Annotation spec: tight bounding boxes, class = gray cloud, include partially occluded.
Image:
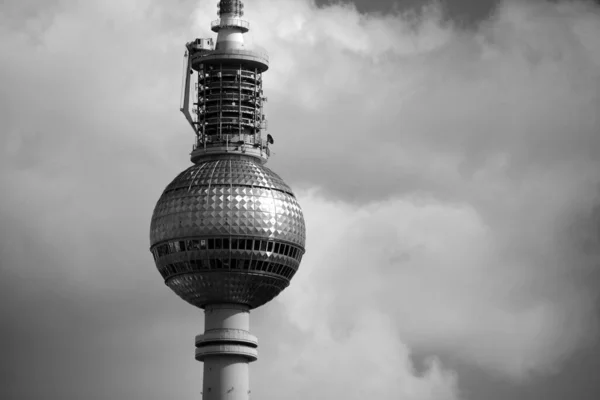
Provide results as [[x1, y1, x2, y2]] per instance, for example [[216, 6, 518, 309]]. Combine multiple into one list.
[[1, 0, 600, 399], [316, 0, 501, 26]]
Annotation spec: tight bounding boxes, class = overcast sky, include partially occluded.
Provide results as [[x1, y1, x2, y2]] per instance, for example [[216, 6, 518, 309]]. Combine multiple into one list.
[[1, 0, 600, 399]]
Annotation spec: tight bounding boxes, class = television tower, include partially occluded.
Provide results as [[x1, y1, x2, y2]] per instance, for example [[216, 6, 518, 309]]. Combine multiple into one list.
[[149, 1, 306, 399]]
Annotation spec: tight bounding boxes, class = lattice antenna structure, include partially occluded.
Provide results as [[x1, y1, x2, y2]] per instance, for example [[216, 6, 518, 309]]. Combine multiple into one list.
[[180, 0, 272, 164], [151, 2, 306, 400]]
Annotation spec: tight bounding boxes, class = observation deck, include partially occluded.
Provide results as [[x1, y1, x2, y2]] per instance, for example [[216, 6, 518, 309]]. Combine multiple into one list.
[[190, 48, 269, 73]]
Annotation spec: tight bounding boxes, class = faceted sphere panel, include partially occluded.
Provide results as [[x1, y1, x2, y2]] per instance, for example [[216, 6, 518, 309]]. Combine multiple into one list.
[[150, 156, 306, 309]]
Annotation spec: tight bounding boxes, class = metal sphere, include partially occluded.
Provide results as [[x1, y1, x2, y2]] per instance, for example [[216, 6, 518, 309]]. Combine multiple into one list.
[[149, 156, 306, 309]]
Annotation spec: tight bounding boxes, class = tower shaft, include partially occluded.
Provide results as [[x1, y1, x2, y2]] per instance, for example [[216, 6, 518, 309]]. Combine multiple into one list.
[[196, 304, 258, 400]]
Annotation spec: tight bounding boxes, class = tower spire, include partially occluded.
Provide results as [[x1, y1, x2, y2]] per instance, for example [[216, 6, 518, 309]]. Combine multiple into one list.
[[217, 0, 245, 18]]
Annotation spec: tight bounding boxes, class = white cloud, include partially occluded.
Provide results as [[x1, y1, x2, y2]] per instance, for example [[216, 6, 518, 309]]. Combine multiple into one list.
[[257, 306, 460, 400], [282, 191, 598, 381]]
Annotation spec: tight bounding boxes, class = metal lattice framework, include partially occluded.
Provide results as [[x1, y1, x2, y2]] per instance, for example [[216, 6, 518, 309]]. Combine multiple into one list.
[[194, 65, 267, 145]]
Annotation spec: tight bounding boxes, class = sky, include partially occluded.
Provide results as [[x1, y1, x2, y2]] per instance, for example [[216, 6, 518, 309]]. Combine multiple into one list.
[[1, 0, 600, 399]]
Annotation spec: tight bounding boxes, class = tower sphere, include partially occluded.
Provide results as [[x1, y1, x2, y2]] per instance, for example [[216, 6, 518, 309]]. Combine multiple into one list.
[[150, 155, 306, 309]]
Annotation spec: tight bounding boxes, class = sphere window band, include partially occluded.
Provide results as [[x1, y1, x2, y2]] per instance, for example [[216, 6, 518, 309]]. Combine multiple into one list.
[[157, 259, 297, 281], [152, 237, 304, 261]]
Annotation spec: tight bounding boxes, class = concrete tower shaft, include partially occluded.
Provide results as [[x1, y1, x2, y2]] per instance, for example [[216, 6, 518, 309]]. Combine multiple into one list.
[[195, 304, 257, 400], [213, 0, 249, 51]]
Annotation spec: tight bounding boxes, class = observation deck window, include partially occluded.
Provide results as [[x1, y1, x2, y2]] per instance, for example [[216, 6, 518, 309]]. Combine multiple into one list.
[[154, 238, 303, 266]]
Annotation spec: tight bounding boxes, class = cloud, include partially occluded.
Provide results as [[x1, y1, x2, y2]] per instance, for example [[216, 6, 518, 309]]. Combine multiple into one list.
[[282, 191, 599, 381], [254, 305, 461, 400], [243, 0, 600, 381], [1, 0, 600, 399]]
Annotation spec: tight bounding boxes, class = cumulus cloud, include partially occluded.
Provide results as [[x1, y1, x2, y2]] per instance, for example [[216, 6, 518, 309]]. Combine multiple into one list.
[[1, 0, 600, 399], [249, 0, 600, 379], [284, 191, 598, 381], [255, 306, 460, 400]]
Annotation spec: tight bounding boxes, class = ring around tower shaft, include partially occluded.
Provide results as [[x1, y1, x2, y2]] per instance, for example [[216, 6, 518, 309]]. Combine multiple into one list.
[[197, 304, 255, 400]]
